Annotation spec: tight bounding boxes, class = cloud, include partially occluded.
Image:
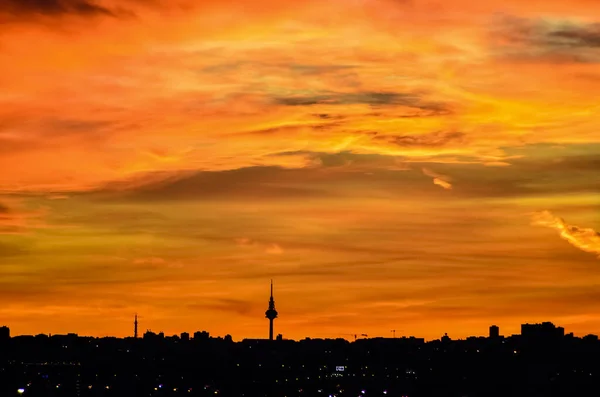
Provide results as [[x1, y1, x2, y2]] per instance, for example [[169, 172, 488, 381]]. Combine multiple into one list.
[[0, 242, 29, 259], [269, 151, 411, 171], [133, 257, 166, 265], [236, 238, 284, 255], [235, 237, 256, 247], [532, 210, 600, 257], [0, 201, 48, 234], [492, 16, 600, 62], [95, 166, 338, 201], [47, 194, 70, 200], [265, 243, 283, 255], [187, 298, 254, 316], [0, 0, 118, 19], [201, 62, 355, 77], [422, 168, 453, 190], [133, 257, 183, 269], [376, 131, 467, 149], [273, 91, 445, 111]]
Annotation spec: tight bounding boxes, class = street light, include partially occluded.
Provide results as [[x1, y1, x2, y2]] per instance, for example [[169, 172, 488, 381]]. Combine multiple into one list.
[[17, 389, 25, 395]]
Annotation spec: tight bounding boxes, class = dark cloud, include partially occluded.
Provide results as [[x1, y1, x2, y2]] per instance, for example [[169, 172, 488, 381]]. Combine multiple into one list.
[[0, 281, 57, 303], [273, 91, 446, 111], [1, 0, 117, 18], [311, 113, 348, 120], [188, 298, 253, 316], [551, 27, 600, 48], [0, 203, 9, 215], [93, 166, 339, 202], [375, 131, 467, 148], [287, 64, 355, 75], [412, 157, 597, 199], [528, 154, 600, 172], [0, 242, 28, 258], [492, 16, 600, 62], [201, 62, 354, 76], [240, 121, 343, 136], [88, 142, 598, 203], [46, 119, 115, 134]]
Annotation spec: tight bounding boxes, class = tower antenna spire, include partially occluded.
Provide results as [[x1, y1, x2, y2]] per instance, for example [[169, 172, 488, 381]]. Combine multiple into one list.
[[134, 313, 138, 339], [265, 280, 278, 341]]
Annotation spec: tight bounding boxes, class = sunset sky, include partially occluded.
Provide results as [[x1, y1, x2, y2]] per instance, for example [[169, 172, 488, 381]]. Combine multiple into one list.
[[1, 0, 599, 341]]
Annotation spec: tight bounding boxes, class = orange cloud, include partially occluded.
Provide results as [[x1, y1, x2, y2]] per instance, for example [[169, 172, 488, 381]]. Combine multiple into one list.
[[265, 243, 284, 255], [532, 211, 600, 258], [422, 168, 453, 190], [236, 238, 284, 255]]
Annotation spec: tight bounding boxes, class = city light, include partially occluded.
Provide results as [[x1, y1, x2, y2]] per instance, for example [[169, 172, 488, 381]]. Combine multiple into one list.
[[17, 389, 25, 395]]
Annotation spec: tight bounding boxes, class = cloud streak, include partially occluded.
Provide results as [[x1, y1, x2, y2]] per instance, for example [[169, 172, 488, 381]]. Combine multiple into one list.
[[422, 168, 453, 190], [532, 211, 600, 257], [0, 201, 48, 234], [0, 0, 118, 19], [492, 16, 600, 62]]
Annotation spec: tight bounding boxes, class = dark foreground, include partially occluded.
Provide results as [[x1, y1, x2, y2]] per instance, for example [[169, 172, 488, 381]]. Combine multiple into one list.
[[1, 331, 600, 397]]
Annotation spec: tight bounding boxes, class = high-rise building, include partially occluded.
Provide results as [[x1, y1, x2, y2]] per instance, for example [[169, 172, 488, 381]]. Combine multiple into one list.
[[265, 280, 278, 341], [0, 326, 9, 340], [489, 325, 500, 338], [180, 332, 190, 341]]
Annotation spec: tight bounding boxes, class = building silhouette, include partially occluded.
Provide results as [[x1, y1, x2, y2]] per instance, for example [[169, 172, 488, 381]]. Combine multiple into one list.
[[1, 319, 600, 396], [194, 330, 209, 340], [0, 326, 9, 341], [521, 322, 564, 340], [489, 324, 500, 338], [265, 280, 278, 341]]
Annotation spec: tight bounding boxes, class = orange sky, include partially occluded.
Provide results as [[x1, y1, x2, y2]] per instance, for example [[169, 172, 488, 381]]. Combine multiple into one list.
[[1, 0, 599, 341]]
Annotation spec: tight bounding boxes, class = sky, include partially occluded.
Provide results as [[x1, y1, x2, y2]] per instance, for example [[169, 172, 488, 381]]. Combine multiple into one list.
[[0, 0, 599, 341]]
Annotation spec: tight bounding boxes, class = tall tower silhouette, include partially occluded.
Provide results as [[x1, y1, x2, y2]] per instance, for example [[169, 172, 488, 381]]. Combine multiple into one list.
[[265, 280, 278, 341], [134, 314, 138, 339]]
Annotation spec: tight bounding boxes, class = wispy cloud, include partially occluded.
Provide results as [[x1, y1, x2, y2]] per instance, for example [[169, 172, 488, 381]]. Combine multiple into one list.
[[273, 91, 441, 110], [0, 0, 119, 20], [422, 168, 453, 190], [265, 243, 284, 255], [236, 237, 284, 255], [0, 201, 48, 234], [376, 131, 466, 149], [532, 210, 600, 257], [491, 16, 600, 63]]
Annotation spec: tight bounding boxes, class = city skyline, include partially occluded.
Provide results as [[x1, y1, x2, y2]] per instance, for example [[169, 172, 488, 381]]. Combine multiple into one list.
[[1, 320, 596, 342], [2, 297, 599, 342], [1, 0, 599, 340]]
